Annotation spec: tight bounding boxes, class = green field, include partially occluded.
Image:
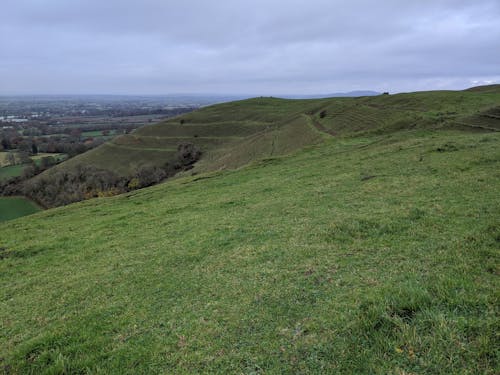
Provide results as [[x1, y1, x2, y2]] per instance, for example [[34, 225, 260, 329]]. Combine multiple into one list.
[[82, 130, 118, 138], [0, 153, 67, 180], [31, 153, 68, 166], [0, 151, 26, 168], [0, 87, 499, 373], [0, 196, 41, 221], [0, 164, 27, 180], [30, 153, 67, 161]]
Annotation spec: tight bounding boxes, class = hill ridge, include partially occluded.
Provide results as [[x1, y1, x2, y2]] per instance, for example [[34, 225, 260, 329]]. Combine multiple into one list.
[[10, 86, 500, 208]]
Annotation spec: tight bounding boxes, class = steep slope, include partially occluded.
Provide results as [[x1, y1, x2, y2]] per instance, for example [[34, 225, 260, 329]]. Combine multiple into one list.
[[311, 88, 500, 135], [47, 98, 325, 176], [192, 87, 500, 174], [1, 128, 499, 373], [464, 83, 500, 93], [38, 86, 500, 179]]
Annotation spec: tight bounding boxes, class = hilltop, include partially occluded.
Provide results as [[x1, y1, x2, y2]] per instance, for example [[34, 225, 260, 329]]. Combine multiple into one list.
[[0, 86, 499, 373], [21, 86, 499, 206], [42, 86, 500, 177]]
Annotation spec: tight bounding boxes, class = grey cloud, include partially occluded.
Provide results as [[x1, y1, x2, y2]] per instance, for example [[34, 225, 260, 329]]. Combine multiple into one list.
[[1, 0, 499, 94]]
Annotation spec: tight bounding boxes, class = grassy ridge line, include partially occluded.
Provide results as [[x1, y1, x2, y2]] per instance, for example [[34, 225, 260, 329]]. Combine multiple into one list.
[[31, 87, 500, 180], [0, 129, 498, 373], [32, 96, 330, 178], [313, 89, 500, 136], [190, 115, 326, 173]]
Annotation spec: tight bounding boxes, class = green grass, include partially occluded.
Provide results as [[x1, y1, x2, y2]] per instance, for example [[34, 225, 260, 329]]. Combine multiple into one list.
[[48, 143, 177, 176], [191, 115, 327, 173], [0, 196, 41, 221], [0, 164, 27, 180], [30, 153, 66, 161], [31, 153, 68, 166], [39, 86, 500, 180], [0, 154, 67, 180], [0, 152, 28, 168], [82, 130, 118, 138], [1, 127, 498, 373]]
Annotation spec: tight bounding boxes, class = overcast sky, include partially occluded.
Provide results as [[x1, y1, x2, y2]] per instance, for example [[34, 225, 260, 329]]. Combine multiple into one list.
[[1, 0, 499, 95]]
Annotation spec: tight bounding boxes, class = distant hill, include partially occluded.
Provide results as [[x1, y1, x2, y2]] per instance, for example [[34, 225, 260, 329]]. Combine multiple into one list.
[[284, 90, 381, 98], [39, 86, 500, 180], [464, 83, 500, 93]]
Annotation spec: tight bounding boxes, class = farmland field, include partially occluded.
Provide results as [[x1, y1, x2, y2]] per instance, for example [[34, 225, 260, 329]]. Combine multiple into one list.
[[82, 130, 118, 138], [0, 196, 41, 221], [31, 153, 68, 165], [30, 152, 66, 161], [0, 153, 67, 180], [0, 151, 23, 167], [0, 164, 27, 180]]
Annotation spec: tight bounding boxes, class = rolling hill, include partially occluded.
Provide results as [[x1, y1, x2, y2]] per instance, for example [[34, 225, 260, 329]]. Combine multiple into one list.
[[0, 85, 499, 373], [37, 85, 500, 179]]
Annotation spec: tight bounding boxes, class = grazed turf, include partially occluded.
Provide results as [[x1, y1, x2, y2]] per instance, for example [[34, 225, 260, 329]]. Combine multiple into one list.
[[0, 127, 498, 374]]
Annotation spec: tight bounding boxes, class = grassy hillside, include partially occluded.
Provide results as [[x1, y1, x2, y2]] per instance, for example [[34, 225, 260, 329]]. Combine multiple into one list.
[[39, 85, 500, 178], [46, 97, 324, 177], [1, 125, 499, 373]]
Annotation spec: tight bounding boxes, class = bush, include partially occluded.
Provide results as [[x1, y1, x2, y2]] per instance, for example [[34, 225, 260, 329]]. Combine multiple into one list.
[[1, 143, 202, 208]]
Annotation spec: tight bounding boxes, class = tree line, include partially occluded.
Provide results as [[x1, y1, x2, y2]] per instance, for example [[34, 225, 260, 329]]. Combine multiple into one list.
[[0, 143, 201, 208]]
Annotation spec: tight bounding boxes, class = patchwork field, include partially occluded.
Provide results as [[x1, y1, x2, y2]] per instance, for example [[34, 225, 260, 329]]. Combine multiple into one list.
[[0, 152, 24, 168], [30, 153, 68, 164], [0, 152, 67, 181]]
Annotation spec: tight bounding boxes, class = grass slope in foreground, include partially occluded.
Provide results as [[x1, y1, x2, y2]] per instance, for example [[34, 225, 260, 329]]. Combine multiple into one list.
[[1, 128, 499, 374]]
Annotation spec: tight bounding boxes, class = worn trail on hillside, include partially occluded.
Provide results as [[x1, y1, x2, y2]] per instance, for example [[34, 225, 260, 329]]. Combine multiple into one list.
[[306, 115, 337, 136]]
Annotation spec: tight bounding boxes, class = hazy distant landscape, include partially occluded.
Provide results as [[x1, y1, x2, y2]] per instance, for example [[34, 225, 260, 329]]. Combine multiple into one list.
[[0, 91, 390, 212], [0, 95, 208, 214]]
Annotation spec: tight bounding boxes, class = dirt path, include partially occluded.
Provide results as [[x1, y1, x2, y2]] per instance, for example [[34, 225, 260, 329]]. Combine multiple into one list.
[[307, 116, 337, 136]]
